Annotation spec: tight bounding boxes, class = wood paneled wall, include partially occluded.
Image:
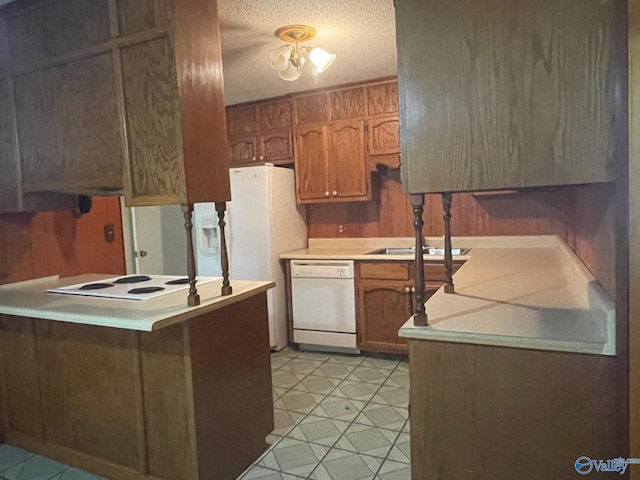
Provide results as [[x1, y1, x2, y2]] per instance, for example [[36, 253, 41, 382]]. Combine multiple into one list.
[[0, 197, 125, 285], [307, 170, 616, 295]]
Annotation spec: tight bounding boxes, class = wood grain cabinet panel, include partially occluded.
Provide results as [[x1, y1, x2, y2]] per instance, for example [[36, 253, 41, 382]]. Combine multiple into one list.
[[357, 279, 411, 354], [0, 316, 43, 440], [294, 92, 330, 125], [227, 105, 258, 136], [260, 130, 293, 162], [0, 79, 19, 212], [121, 37, 187, 204], [115, 0, 173, 36], [35, 320, 141, 470], [330, 86, 366, 120], [15, 54, 124, 193], [328, 120, 369, 200], [230, 135, 259, 164], [367, 81, 398, 115], [409, 340, 624, 479], [5, 0, 111, 71], [259, 100, 292, 131], [367, 115, 400, 156], [396, 0, 617, 193], [295, 125, 329, 201]]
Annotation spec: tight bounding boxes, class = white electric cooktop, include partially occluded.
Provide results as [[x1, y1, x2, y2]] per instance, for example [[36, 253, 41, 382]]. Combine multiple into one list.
[[47, 274, 220, 301]]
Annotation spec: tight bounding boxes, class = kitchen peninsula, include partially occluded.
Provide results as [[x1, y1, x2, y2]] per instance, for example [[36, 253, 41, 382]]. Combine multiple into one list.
[[0, 275, 275, 480]]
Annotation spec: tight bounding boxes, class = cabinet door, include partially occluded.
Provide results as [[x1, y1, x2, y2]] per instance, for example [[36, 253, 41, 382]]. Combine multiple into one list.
[[327, 120, 369, 200], [330, 86, 366, 120], [357, 279, 411, 354], [294, 93, 330, 125], [258, 100, 292, 131], [229, 136, 258, 165], [295, 125, 329, 201], [367, 81, 398, 115], [367, 115, 400, 156], [260, 129, 292, 163], [226, 105, 258, 136]]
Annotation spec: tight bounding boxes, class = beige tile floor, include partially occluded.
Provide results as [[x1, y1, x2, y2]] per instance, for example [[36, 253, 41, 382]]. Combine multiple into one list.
[[239, 347, 411, 480], [0, 347, 410, 480]]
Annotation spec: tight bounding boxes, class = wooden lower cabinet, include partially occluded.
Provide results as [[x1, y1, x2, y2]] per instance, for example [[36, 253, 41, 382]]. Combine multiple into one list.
[[408, 340, 625, 480], [356, 261, 464, 354], [357, 279, 412, 354], [0, 292, 273, 480]]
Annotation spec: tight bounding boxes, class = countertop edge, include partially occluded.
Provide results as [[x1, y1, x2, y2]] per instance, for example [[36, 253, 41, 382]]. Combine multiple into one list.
[[0, 277, 275, 332]]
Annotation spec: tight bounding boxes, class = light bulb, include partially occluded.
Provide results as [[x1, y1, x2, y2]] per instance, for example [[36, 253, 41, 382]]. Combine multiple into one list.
[[309, 48, 336, 73]]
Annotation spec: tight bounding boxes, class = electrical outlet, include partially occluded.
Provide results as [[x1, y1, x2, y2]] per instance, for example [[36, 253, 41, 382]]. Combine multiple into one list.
[[104, 224, 115, 242]]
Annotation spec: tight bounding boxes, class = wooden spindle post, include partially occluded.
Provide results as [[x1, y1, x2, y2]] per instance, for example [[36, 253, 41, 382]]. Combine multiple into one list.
[[215, 202, 232, 296], [181, 203, 200, 306], [411, 194, 427, 326], [442, 192, 455, 293]]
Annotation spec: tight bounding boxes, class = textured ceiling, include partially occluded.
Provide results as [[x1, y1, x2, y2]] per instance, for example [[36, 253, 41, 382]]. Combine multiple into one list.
[[219, 0, 397, 105]]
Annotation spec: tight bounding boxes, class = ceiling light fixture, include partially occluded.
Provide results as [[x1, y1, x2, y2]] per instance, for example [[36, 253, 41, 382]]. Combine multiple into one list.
[[267, 25, 336, 82]]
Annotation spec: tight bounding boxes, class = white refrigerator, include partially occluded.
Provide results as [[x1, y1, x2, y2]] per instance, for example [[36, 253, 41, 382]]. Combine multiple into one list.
[[193, 165, 307, 351]]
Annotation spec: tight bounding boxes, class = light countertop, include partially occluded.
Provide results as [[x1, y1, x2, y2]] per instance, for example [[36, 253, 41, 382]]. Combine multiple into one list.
[[280, 235, 615, 356], [0, 274, 274, 331], [398, 240, 615, 356]]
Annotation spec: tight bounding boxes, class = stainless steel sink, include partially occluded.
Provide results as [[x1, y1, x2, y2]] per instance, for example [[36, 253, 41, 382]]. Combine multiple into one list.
[[368, 247, 419, 255], [367, 247, 470, 256]]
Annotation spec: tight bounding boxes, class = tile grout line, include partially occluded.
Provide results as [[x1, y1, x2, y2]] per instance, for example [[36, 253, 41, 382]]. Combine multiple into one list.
[[304, 357, 402, 479], [264, 352, 407, 479]]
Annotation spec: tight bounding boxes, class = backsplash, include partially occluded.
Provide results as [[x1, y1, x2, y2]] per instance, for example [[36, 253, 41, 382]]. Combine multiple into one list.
[[0, 197, 126, 285]]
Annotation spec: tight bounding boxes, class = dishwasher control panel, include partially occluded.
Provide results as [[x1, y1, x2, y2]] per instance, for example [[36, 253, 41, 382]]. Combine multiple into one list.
[[290, 260, 354, 279]]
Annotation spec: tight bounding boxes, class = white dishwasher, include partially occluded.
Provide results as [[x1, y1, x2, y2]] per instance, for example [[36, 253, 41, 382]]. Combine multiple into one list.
[[291, 260, 359, 352]]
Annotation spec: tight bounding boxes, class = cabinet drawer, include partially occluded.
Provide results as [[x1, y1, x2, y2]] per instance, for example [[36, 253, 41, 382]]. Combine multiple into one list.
[[419, 263, 463, 282], [360, 262, 409, 280]]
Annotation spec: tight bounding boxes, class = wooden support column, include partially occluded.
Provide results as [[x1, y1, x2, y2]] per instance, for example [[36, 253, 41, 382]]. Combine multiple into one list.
[[181, 203, 200, 306], [442, 192, 455, 293], [215, 202, 232, 296], [411, 194, 427, 326]]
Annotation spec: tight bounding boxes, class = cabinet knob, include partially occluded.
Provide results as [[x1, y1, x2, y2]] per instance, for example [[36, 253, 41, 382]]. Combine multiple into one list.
[[332, 190, 338, 196], [404, 286, 410, 293], [259, 155, 264, 160], [324, 191, 330, 197], [252, 156, 256, 161], [411, 286, 416, 293]]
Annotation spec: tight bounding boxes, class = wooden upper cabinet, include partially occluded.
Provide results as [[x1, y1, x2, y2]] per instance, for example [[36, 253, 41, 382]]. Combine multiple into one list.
[[328, 120, 369, 200], [367, 115, 400, 156], [294, 92, 330, 125], [260, 130, 293, 162], [230, 136, 258, 164], [226, 98, 293, 165], [227, 106, 259, 136], [330, 87, 366, 120], [396, 0, 617, 193], [367, 82, 398, 115], [295, 125, 329, 201], [258, 100, 291, 131], [0, 0, 231, 211]]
